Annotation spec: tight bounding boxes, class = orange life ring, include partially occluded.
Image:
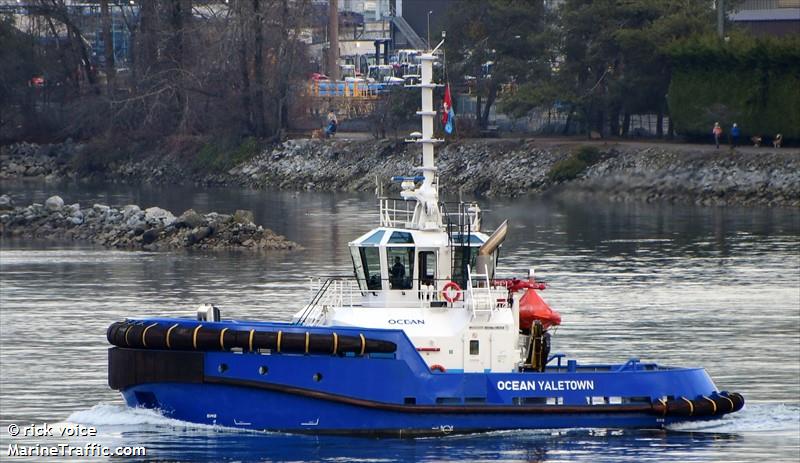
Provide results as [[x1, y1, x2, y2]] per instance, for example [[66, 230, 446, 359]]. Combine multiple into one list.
[[430, 364, 446, 373], [441, 281, 462, 303]]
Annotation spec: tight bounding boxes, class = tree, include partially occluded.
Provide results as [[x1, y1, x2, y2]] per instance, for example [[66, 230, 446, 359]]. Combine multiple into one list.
[[445, 0, 552, 131], [556, 0, 718, 138]]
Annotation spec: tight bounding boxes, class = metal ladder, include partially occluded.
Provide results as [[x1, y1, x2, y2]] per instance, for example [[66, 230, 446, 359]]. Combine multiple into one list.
[[467, 265, 494, 317]]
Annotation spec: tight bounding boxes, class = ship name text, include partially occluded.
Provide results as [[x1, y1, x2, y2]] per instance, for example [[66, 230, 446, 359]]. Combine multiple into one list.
[[496, 380, 595, 392]]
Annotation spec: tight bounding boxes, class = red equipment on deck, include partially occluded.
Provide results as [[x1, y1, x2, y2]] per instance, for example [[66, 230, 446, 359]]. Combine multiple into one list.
[[493, 278, 562, 330]]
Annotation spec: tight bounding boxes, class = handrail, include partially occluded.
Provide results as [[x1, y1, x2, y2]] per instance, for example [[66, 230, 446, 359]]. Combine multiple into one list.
[[294, 278, 335, 325]]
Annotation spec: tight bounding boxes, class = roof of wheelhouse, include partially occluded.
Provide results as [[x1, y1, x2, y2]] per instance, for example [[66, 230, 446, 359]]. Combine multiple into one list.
[[350, 227, 487, 247]]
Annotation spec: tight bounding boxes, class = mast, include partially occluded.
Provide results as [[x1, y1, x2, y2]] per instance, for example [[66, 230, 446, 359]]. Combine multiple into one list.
[[401, 40, 445, 231]]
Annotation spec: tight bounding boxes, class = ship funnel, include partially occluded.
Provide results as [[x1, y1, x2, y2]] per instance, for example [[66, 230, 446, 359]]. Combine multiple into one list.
[[479, 220, 508, 256], [475, 220, 507, 279]]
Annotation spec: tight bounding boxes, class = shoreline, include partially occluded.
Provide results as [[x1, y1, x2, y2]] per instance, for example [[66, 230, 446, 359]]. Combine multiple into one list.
[[1, 138, 798, 208], [0, 195, 300, 252]]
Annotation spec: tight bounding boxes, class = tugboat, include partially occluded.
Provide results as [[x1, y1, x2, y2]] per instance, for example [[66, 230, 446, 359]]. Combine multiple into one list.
[[107, 43, 744, 436]]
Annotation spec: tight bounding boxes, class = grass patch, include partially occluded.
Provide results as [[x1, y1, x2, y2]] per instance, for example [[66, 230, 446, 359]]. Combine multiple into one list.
[[194, 137, 260, 172], [547, 146, 603, 183]]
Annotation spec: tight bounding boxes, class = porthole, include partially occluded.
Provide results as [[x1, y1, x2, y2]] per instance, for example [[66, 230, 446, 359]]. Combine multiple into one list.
[[258, 366, 269, 375], [313, 373, 323, 382], [218, 363, 228, 373]]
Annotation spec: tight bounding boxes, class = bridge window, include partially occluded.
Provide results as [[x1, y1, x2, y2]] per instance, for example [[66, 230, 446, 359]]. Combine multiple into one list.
[[418, 251, 436, 286], [362, 230, 385, 245], [359, 247, 382, 290], [387, 247, 414, 290], [388, 231, 414, 244], [452, 248, 478, 288]]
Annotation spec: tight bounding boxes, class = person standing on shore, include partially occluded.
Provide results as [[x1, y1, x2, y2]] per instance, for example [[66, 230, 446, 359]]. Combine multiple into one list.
[[730, 123, 741, 149], [712, 122, 723, 149]]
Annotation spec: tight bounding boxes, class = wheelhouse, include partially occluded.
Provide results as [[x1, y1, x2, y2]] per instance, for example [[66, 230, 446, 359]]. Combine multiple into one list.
[[348, 227, 497, 301]]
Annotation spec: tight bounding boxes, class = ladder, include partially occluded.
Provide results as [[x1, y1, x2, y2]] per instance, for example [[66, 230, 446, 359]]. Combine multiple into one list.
[[467, 265, 494, 317]]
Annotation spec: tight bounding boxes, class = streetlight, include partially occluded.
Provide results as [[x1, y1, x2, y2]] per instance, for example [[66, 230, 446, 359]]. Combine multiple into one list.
[[427, 10, 433, 50]]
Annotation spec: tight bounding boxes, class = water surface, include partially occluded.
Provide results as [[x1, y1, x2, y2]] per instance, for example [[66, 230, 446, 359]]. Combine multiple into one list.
[[1, 181, 798, 462]]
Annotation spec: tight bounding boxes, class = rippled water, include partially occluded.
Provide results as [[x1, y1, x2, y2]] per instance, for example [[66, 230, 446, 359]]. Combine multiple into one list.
[[1, 181, 799, 462]]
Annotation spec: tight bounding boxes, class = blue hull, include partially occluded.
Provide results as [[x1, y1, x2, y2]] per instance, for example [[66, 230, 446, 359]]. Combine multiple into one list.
[[121, 382, 700, 436], [109, 319, 742, 436]]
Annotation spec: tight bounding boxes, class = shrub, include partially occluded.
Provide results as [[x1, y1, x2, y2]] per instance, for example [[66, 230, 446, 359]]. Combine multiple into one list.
[[194, 137, 260, 172], [666, 33, 800, 140], [547, 145, 603, 183]]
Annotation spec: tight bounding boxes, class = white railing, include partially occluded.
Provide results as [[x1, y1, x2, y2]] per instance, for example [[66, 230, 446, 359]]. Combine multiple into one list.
[[296, 274, 510, 326], [379, 198, 415, 228], [466, 266, 508, 318]]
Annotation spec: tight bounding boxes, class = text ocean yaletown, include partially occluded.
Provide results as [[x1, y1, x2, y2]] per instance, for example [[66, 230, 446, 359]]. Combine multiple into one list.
[[496, 380, 596, 392]]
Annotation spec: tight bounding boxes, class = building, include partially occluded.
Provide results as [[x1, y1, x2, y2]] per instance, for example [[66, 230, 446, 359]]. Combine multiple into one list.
[[730, 0, 800, 36]]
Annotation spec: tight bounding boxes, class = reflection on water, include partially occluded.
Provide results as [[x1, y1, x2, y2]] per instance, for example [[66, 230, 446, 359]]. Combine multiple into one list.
[[1, 181, 799, 462]]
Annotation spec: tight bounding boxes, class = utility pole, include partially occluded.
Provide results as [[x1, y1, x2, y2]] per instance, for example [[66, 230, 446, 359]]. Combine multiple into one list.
[[329, 0, 340, 80], [717, 0, 725, 39]]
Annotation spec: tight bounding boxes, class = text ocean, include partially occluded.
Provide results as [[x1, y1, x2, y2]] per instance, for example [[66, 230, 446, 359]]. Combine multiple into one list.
[[497, 380, 595, 392]]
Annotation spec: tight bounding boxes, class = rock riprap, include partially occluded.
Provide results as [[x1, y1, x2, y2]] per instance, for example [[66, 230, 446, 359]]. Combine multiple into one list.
[[0, 195, 299, 251]]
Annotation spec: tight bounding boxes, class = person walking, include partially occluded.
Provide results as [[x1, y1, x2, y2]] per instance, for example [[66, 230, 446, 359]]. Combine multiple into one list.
[[730, 123, 741, 149], [712, 122, 723, 149]]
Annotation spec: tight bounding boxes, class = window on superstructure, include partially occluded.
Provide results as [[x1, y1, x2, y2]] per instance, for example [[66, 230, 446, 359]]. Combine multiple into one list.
[[359, 247, 382, 290], [387, 247, 414, 290], [419, 251, 436, 286], [469, 340, 479, 355], [362, 230, 385, 245], [388, 231, 414, 244]]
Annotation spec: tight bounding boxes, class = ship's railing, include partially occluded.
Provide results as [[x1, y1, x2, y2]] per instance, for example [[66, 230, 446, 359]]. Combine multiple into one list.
[[295, 274, 509, 326], [379, 198, 481, 231], [379, 198, 415, 228], [466, 265, 508, 318], [440, 201, 481, 233], [295, 277, 362, 325]]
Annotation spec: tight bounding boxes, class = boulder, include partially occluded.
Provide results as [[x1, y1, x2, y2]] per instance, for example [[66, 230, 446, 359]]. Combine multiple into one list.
[[122, 205, 141, 218], [93, 204, 110, 214], [144, 206, 175, 226], [189, 226, 212, 244], [0, 194, 13, 211], [175, 209, 205, 229], [45, 195, 64, 211], [141, 228, 160, 245], [232, 209, 255, 224]]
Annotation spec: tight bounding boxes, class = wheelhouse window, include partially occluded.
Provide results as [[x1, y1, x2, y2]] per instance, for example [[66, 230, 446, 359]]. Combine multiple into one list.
[[359, 247, 382, 290], [362, 230, 385, 245], [418, 251, 436, 286], [452, 246, 478, 289], [387, 247, 414, 290], [388, 231, 414, 244]]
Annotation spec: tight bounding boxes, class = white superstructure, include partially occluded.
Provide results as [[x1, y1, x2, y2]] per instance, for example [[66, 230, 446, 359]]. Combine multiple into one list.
[[294, 44, 527, 374]]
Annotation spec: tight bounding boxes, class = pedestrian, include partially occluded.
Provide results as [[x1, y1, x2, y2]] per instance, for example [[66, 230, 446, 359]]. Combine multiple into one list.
[[730, 123, 741, 149], [712, 122, 722, 149], [325, 110, 338, 138]]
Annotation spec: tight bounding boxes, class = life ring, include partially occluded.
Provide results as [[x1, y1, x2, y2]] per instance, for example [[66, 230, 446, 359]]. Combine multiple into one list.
[[430, 364, 446, 373], [441, 281, 462, 303]]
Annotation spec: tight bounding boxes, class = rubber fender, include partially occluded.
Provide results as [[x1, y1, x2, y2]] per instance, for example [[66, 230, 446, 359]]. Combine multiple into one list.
[[107, 320, 397, 355], [665, 397, 695, 416], [692, 396, 718, 416], [724, 392, 745, 412]]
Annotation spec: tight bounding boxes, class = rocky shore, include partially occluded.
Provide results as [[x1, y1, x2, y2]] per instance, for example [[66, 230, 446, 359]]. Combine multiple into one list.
[[0, 195, 299, 251], [2, 139, 798, 207]]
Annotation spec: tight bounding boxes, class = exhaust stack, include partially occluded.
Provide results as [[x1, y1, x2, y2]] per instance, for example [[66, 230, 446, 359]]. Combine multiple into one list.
[[476, 220, 508, 278]]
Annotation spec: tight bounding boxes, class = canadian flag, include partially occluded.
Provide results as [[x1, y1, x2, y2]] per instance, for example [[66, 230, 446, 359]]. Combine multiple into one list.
[[441, 84, 455, 134]]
